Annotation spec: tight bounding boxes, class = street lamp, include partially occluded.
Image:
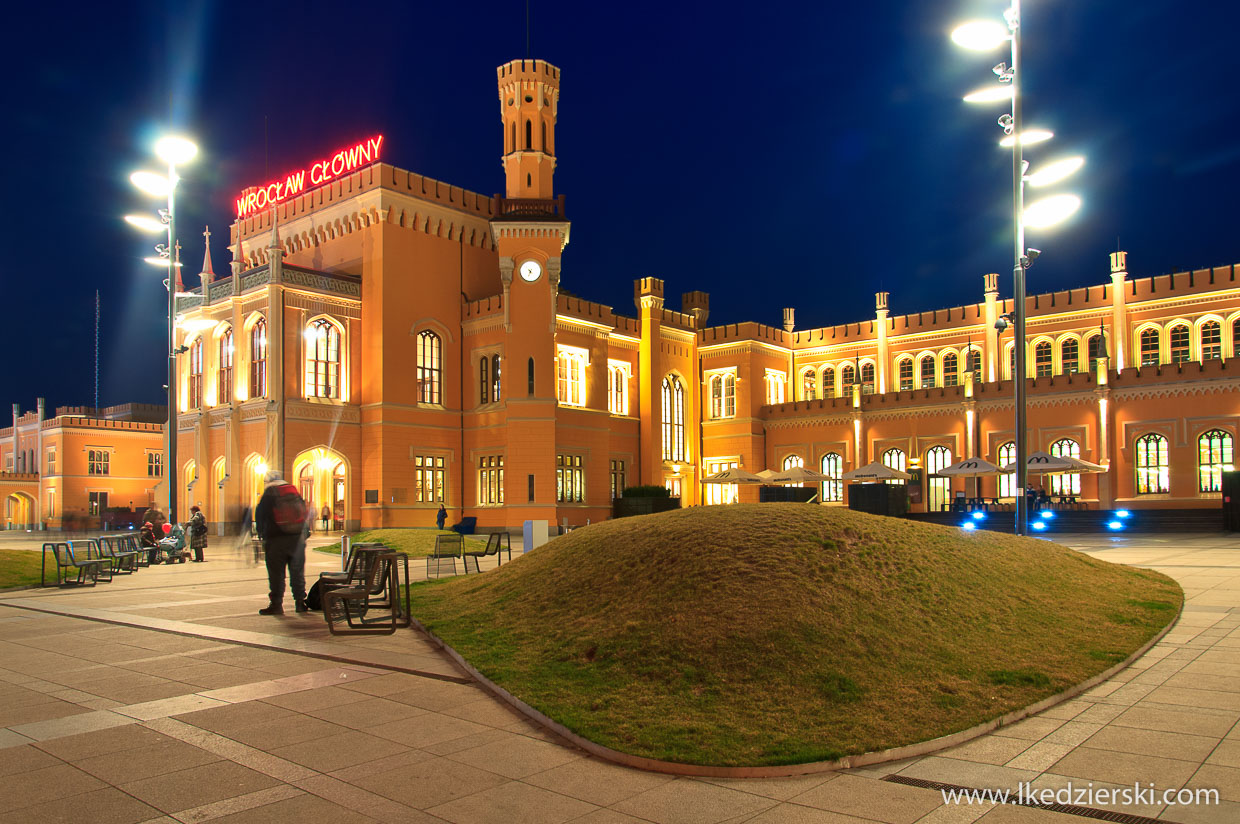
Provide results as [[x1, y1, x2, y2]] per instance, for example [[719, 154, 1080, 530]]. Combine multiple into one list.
[[951, 1, 1082, 536], [127, 134, 198, 526]]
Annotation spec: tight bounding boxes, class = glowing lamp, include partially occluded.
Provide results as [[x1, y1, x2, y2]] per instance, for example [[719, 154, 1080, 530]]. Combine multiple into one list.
[[999, 129, 1053, 148], [1107, 520, 1125, 531], [125, 214, 165, 233], [1116, 510, 1131, 519], [1040, 510, 1055, 519], [951, 20, 1008, 50], [963, 85, 1013, 104], [144, 256, 184, 268], [1026, 156, 1085, 187], [962, 521, 977, 531], [971, 511, 986, 520], [154, 136, 198, 166], [1031, 521, 1047, 531], [131, 170, 172, 197], [1024, 194, 1081, 229], [255, 462, 268, 476]]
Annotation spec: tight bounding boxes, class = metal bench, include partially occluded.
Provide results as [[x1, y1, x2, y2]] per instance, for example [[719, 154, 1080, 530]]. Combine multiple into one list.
[[427, 534, 462, 578], [68, 539, 114, 582], [324, 549, 410, 635], [41, 542, 107, 587], [99, 535, 142, 574], [462, 531, 513, 573]]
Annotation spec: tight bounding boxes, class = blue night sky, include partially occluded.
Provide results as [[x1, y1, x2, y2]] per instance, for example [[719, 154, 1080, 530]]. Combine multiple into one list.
[[3, 0, 1238, 415]]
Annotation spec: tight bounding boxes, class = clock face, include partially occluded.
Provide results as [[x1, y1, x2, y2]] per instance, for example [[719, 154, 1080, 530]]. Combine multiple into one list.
[[519, 260, 542, 282]]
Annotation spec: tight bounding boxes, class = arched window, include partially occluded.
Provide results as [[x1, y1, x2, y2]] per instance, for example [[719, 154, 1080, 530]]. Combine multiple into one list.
[[662, 376, 685, 461], [1169, 324, 1191, 363], [782, 454, 804, 486], [840, 364, 854, 393], [1034, 341, 1053, 377], [218, 327, 233, 404], [305, 319, 340, 399], [821, 453, 843, 502], [188, 338, 203, 409], [1140, 328, 1160, 367], [1049, 438, 1081, 496], [926, 445, 952, 512], [882, 448, 906, 485], [1233, 319, 1240, 358], [1008, 344, 1016, 380], [1061, 339, 1079, 374], [801, 368, 816, 401], [920, 355, 936, 389], [1087, 334, 1107, 364], [765, 371, 785, 405], [997, 441, 1017, 498], [492, 355, 502, 401], [416, 330, 442, 404], [861, 362, 875, 394], [821, 367, 835, 399], [525, 119, 532, 150], [1198, 429, 1233, 493], [1135, 433, 1169, 494], [897, 358, 913, 391], [480, 357, 490, 404], [557, 347, 586, 406], [608, 364, 629, 414], [709, 373, 735, 418], [943, 353, 958, 387], [966, 347, 982, 379], [1201, 321, 1221, 360], [249, 318, 267, 399]]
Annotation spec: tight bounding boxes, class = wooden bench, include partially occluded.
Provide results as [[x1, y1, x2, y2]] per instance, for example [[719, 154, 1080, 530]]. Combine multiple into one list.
[[41, 542, 107, 587], [324, 549, 410, 635], [462, 532, 513, 574]]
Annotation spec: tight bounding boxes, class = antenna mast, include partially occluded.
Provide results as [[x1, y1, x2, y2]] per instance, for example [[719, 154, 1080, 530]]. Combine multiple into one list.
[[94, 290, 100, 413]]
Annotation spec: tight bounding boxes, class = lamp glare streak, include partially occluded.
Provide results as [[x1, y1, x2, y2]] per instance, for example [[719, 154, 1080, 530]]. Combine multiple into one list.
[[951, 20, 1009, 50], [1025, 194, 1082, 228], [1026, 156, 1085, 187], [154, 136, 198, 166], [999, 129, 1053, 148], [130, 171, 172, 197], [963, 85, 1013, 104], [125, 214, 164, 233]]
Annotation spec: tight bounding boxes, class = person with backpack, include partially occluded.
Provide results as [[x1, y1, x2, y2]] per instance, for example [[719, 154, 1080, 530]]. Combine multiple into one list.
[[188, 505, 208, 562], [254, 469, 309, 615]]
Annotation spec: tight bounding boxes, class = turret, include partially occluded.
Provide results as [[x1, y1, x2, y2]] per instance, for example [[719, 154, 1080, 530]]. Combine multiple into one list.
[[497, 59, 561, 199]]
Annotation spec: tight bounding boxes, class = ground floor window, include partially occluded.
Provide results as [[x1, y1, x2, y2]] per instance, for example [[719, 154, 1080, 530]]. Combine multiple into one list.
[[413, 455, 445, 503], [1049, 438, 1081, 496], [46, 490, 55, 518], [557, 455, 584, 502], [664, 476, 682, 498], [88, 491, 108, 516], [705, 460, 739, 505], [1135, 434, 1169, 494], [926, 446, 952, 512], [478, 455, 504, 505], [821, 453, 843, 502], [997, 442, 1017, 497], [1198, 429, 1233, 493], [610, 459, 626, 500]]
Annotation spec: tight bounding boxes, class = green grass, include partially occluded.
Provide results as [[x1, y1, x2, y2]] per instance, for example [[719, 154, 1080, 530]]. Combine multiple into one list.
[[314, 528, 488, 559], [406, 504, 1182, 767], [0, 549, 55, 589]]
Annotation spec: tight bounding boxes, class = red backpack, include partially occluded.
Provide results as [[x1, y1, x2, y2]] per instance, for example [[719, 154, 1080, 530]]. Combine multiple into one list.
[[271, 484, 308, 534]]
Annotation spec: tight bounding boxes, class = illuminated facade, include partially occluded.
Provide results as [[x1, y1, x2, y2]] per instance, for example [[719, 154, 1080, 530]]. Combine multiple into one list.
[[167, 58, 1236, 532]]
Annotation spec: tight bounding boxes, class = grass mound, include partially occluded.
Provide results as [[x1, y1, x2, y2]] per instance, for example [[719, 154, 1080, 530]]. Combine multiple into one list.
[[407, 504, 1181, 767], [314, 528, 485, 558]]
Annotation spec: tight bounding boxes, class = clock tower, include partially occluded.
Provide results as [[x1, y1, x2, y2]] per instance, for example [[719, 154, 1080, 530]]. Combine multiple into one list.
[[492, 59, 571, 524]]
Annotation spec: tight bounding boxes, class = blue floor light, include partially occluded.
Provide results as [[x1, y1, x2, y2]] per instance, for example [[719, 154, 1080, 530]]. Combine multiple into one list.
[[1107, 519, 1125, 531], [961, 521, 977, 531], [971, 511, 987, 520], [1040, 510, 1055, 519], [1116, 510, 1131, 519], [1031, 520, 1048, 531]]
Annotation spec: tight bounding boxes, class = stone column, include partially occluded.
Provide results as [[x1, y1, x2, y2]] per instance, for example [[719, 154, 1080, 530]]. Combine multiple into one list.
[[1109, 252, 1128, 373]]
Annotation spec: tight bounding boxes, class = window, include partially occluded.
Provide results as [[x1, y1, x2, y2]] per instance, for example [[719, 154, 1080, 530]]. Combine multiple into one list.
[[1087, 334, 1106, 365], [1061, 339, 1079, 374], [943, 353, 958, 387], [492, 355, 502, 401], [997, 441, 1017, 498], [250, 318, 267, 399], [88, 449, 110, 475], [782, 454, 804, 486], [88, 491, 108, 516], [1035, 342, 1053, 377], [1234, 319, 1240, 358], [1140, 328, 1160, 367], [1198, 430, 1233, 493], [478, 455, 504, 505], [528, 358, 535, 397], [46, 490, 54, 518], [147, 452, 162, 478], [1008, 344, 1016, 379], [765, 371, 786, 405], [821, 453, 843, 502], [966, 348, 982, 379], [46, 449, 55, 475], [557, 347, 586, 407], [898, 359, 913, 391], [218, 327, 234, 404], [661, 376, 685, 461], [882, 448, 906, 485], [413, 455, 445, 502], [705, 459, 739, 505], [610, 459, 626, 500], [480, 357, 489, 404], [557, 454, 584, 502], [840, 364, 854, 393], [1169, 324, 1190, 363], [821, 367, 835, 399], [1201, 322, 1221, 360], [801, 369, 816, 401], [188, 338, 203, 408], [416, 330, 442, 404], [608, 362, 629, 414], [920, 355, 936, 389], [1049, 438, 1081, 496], [306, 319, 341, 399], [861, 363, 875, 394], [926, 445, 952, 512], [709, 373, 736, 418], [1135, 434, 1169, 494]]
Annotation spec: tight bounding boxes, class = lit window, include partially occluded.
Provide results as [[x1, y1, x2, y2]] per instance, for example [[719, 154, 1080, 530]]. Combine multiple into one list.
[[417, 331, 442, 404], [147, 452, 162, 478], [610, 459, 626, 500], [705, 459, 739, 505], [556, 347, 586, 407], [709, 373, 736, 418], [882, 448, 906, 485], [920, 355, 936, 389], [861, 363, 875, 394], [1169, 325, 1190, 363], [764, 371, 786, 405], [413, 455, 445, 502], [997, 442, 1016, 498], [218, 326, 234, 404], [1140, 328, 1160, 367], [840, 364, 854, 393], [782, 454, 804, 486], [480, 357, 490, 404], [1087, 334, 1106, 365], [943, 353, 958, 387], [306, 319, 341, 399], [88, 449, 110, 475], [46, 449, 56, 475], [88, 491, 108, 516], [821, 453, 843, 502], [250, 318, 267, 398], [608, 362, 630, 414], [1198, 429, 1232, 493], [801, 368, 816, 401], [492, 355, 502, 401], [1135, 433, 1169, 494], [556, 454, 584, 502], [1035, 342, 1053, 377], [1049, 438, 1081, 496], [898, 359, 913, 391], [1061, 339, 1079, 374], [1202, 322, 1221, 360], [188, 338, 203, 408], [1008, 344, 1016, 379], [661, 376, 685, 461], [926, 445, 952, 512], [478, 455, 504, 505]]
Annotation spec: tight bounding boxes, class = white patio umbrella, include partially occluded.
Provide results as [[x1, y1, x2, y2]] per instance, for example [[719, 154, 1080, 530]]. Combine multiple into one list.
[[842, 461, 912, 481], [1000, 450, 1075, 473], [1061, 455, 1106, 473], [755, 469, 780, 482], [932, 457, 1010, 477], [701, 467, 766, 484], [767, 465, 833, 485]]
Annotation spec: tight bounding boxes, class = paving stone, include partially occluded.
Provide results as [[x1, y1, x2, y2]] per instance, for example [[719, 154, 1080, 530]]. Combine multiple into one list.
[[613, 777, 778, 824], [426, 779, 599, 824]]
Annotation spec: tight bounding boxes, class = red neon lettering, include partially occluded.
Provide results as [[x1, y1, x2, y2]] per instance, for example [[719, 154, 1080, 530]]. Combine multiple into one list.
[[331, 152, 345, 176], [309, 162, 325, 186], [346, 145, 361, 168], [235, 135, 384, 216]]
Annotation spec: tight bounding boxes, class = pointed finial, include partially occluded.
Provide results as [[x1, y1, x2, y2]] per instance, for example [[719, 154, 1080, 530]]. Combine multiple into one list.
[[174, 239, 184, 292], [268, 206, 282, 253], [200, 226, 215, 280]]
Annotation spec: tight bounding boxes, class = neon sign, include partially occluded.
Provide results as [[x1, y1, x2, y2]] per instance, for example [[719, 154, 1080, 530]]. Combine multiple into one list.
[[235, 135, 384, 217]]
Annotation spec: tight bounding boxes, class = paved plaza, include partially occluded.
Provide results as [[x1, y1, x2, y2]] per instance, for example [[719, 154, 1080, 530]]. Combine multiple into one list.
[[0, 531, 1235, 823]]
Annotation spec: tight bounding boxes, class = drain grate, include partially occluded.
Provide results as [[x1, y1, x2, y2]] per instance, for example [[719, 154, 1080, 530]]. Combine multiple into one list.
[[882, 774, 1183, 824]]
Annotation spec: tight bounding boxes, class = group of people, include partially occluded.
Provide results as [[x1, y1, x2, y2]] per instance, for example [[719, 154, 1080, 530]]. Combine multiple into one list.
[[1025, 483, 1052, 509]]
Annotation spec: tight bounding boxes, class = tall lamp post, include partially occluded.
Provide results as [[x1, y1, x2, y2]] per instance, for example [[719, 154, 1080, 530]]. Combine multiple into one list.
[[951, 1, 1082, 535], [126, 135, 198, 525]]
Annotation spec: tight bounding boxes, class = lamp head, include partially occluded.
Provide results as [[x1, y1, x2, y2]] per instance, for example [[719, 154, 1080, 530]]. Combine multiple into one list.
[[154, 136, 198, 166]]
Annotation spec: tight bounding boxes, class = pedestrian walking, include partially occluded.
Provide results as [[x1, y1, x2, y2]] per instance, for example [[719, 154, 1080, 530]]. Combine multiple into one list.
[[254, 470, 309, 615], [188, 505, 208, 562], [320, 503, 331, 532], [436, 504, 447, 530]]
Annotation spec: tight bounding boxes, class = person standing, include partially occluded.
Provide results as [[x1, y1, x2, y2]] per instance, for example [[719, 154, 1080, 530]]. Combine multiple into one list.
[[436, 504, 447, 530], [255, 470, 308, 615], [188, 505, 208, 562], [320, 503, 331, 532]]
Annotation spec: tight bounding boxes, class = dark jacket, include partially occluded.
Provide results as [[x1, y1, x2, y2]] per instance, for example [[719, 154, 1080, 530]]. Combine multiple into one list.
[[189, 511, 208, 549], [255, 483, 307, 552]]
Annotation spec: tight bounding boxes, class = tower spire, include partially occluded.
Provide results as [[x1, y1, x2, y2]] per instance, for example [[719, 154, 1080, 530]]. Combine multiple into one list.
[[200, 225, 215, 284]]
